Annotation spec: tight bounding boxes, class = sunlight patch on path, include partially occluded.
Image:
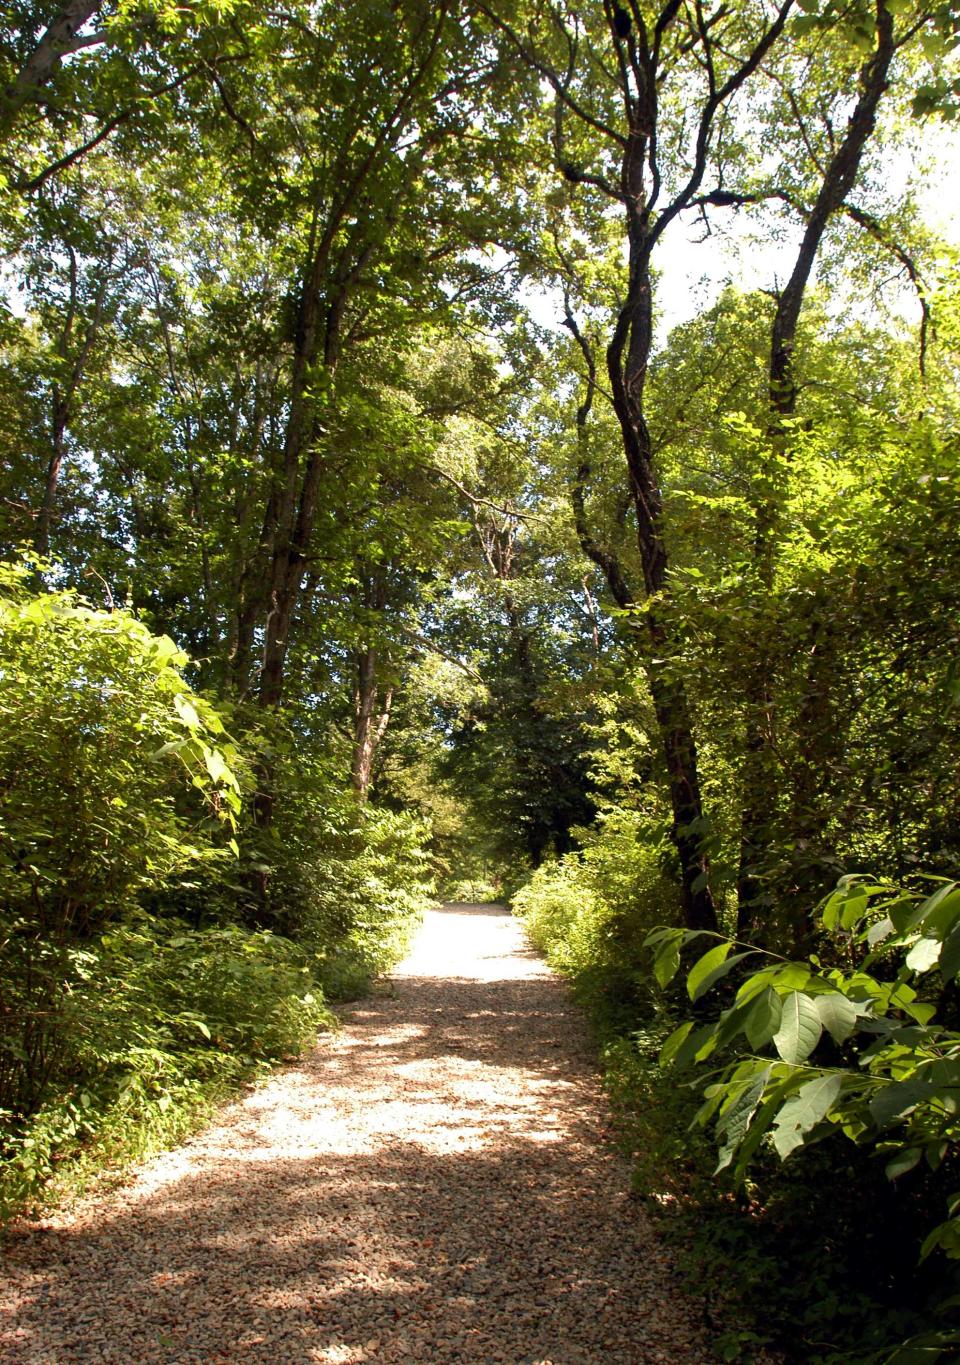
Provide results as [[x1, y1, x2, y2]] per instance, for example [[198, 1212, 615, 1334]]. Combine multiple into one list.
[[0, 903, 707, 1364]]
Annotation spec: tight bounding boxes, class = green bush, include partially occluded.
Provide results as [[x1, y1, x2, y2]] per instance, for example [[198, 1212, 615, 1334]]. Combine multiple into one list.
[[235, 732, 434, 998], [513, 806, 678, 1027], [0, 562, 239, 1124], [651, 874, 960, 1361], [441, 877, 503, 904], [0, 913, 334, 1224], [0, 566, 340, 1224]]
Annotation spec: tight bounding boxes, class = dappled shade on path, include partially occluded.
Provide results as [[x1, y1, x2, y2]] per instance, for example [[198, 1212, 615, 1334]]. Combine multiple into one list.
[[0, 904, 706, 1363]]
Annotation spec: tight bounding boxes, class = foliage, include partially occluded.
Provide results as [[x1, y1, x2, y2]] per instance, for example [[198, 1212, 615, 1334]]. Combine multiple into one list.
[[513, 806, 678, 1028], [0, 568, 339, 1222], [0, 913, 333, 1225], [651, 874, 960, 1359], [0, 562, 239, 1118], [233, 727, 434, 998]]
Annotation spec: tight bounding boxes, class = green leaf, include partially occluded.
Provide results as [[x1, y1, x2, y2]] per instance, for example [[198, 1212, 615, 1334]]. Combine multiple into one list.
[[672, 1022, 722, 1071], [771, 1073, 844, 1159], [745, 987, 782, 1049], [815, 992, 858, 1045], [174, 694, 202, 730], [869, 1074, 940, 1128], [203, 746, 230, 784], [687, 941, 732, 1001], [885, 1147, 923, 1180], [691, 950, 758, 1003], [772, 991, 822, 1063], [867, 915, 895, 947], [652, 929, 684, 988], [902, 882, 960, 936], [716, 1066, 773, 1171], [940, 922, 960, 981], [659, 1020, 694, 1069], [906, 938, 942, 973]]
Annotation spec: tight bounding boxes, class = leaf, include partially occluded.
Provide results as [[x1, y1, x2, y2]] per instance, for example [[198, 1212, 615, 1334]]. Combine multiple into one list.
[[745, 987, 782, 1050], [687, 941, 732, 1001], [771, 1073, 844, 1160], [906, 938, 942, 973], [652, 929, 684, 988], [903, 883, 960, 936], [940, 922, 960, 981], [715, 1066, 772, 1171], [866, 915, 895, 947], [772, 991, 822, 1063], [869, 1074, 940, 1129], [174, 694, 202, 730], [203, 746, 229, 785], [815, 992, 858, 1045], [885, 1147, 923, 1180], [672, 1022, 722, 1072], [659, 1021, 694, 1069]]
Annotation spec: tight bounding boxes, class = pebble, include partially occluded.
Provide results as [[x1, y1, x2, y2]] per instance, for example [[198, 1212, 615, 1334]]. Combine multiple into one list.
[[1, 904, 710, 1363]]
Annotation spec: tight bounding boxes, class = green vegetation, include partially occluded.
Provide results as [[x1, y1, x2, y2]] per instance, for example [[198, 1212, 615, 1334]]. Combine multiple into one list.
[[3, 0, 960, 1357], [0, 565, 428, 1221]]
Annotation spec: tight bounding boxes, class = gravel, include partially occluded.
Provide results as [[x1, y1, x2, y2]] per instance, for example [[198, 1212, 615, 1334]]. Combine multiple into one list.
[[0, 903, 711, 1363]]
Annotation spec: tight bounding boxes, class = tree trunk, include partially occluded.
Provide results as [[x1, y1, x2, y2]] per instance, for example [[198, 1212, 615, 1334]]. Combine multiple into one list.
[[563, 243, 717, 931], [1, 2, 101, 141], [737, 0, 895, 942], [605, 206, 718, 932], [351, 645, 394, 801], [35, 398, 68, 556]]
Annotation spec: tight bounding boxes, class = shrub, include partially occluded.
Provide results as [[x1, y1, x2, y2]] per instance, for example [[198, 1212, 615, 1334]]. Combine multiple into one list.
[[651, 874, 960, 1361], [0, 562, 239, 1127], [0, 911, 334, 1224], [513, 806, 678, 1027], [235, 731, 434, 998]]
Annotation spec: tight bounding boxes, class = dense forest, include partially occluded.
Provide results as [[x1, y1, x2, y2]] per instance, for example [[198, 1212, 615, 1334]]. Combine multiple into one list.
[[2, 0, 960, 1358]]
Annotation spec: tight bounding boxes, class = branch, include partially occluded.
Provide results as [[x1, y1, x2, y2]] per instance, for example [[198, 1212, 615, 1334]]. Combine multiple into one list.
[[478, 3, 627, 147], [429, 466, 549, 524], [14, 66, 206, 193], [563, 292, 635, 608], [844, 202, 930, 375], [651, 0, 795, 246], [395, 626, 483, 681], [1, 1, 101, 134], [15, 112, 125, 191], [686, 186, 800, 212]]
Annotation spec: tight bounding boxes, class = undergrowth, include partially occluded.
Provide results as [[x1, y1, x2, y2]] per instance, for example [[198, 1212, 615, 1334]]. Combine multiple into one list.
[[512, 841, 960, 1363], [0, 915, 336, 1229], [601, 1020, 959, 1362]]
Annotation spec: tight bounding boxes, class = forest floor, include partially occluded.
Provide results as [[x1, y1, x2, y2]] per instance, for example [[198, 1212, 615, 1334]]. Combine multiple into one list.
[[0, 903, 709, 1364]]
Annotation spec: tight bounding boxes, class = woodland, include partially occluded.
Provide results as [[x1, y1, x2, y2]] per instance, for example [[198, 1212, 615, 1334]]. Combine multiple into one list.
[[2, 0, 960, 1359]]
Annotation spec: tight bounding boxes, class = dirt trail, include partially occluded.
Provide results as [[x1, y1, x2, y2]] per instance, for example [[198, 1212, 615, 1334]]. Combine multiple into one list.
[[0, 903, 708, 1363]]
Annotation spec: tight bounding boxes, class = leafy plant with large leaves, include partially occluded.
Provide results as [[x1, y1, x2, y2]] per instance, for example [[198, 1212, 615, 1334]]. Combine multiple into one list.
[[651, 874, 960, 1271]]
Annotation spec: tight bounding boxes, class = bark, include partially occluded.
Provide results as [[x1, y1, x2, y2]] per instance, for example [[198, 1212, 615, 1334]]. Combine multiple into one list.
[[35, 252, 109, 556], [565, 292, 714, 925], [528, 0, 791, 931], [605, 207, 718, 933], [1, 2, 102, 140], [736, 0, 895, 943], [351, 646, 394, 801]]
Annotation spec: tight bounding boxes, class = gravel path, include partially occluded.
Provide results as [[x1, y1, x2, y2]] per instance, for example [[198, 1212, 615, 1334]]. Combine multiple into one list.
[[1, 903, 708, 1363]]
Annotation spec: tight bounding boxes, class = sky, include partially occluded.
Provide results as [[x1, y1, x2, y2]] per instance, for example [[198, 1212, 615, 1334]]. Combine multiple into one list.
[[523, 127, 960, 343]]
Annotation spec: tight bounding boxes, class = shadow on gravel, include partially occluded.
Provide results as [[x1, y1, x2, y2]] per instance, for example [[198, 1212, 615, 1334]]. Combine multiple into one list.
[[436, 901, 512, 917], [2, 1134, 663, 1364], [1, 905, 702, 1364], [337, 978, 573, 1079]]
